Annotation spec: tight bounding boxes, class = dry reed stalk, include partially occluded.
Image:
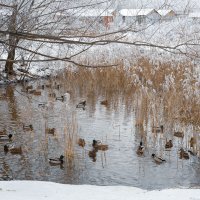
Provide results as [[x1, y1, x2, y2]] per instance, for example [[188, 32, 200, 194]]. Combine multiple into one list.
[[64, 114, 78, 162]]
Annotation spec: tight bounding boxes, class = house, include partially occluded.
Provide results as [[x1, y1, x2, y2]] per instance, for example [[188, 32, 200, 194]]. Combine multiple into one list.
[[157, 10, 176, 21], [119, 9, 161, 24], [188, 12, 200, 22], [71, 9, 116, 29]]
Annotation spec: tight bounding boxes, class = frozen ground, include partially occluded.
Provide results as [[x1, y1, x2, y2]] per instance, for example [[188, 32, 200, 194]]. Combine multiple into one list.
[[0, 181, 200, 200]]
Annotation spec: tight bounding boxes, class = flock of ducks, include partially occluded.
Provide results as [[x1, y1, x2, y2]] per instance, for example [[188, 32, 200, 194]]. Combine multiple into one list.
[[47, 138, 109, 165], [78, 138, 108, 162], [136, 126, 196, 164]]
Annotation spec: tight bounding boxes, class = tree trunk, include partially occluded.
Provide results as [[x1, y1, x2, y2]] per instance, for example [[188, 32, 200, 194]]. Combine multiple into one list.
[[4, 5, 18, 76], [5, 47, 16, 75]]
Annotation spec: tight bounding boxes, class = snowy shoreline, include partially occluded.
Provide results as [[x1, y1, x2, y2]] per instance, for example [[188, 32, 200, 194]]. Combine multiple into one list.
[[0, 181, 200, 200]]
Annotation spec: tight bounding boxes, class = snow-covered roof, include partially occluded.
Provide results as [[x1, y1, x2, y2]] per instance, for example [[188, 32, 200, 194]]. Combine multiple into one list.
[[157, 10, 175, 16], [70, 9, 115, 17], [119, 9, 157, 17], [188, 12, 200, 18]]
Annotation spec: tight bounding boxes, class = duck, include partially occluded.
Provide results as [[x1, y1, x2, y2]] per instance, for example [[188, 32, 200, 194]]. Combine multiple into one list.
[[88, 149, 97, 158], [152, 154, 166, 164], [190, 137, 196, 148], [188, 150, 197, 156], [26, 85, 33, 90], [100, 100, 108, 106], [0, 129, 7, 136], [29, 89, 36, 94], [78, 138, 85, 147], [38, 102, 47, 108], [174, 131, 184, 138], [179, 148, 189, 159], [46, 128, 55, 135], [4, 145, 22, 154], [49, 93, 56, 98], [165, 140, 173, 149], [49, 155, 64, 165], [33, 91, 42, 96], [92, 140, 108, 151], [136, 141, 145, 156], [37, 85, 45, 90], [152, 125, 164, 133], [92, 139, 99, 148], [56, 96, 65, 102], [0, 134, 13, 142], [76, 101, 86, 109], [23, 124, 33, 131]]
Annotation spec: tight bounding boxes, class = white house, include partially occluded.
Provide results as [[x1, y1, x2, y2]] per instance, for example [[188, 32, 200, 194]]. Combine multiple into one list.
[[188, 12, 200, 22], [119, 9, 161, 24], [157, 9, 176, 21], [69, 8, 116, 29]]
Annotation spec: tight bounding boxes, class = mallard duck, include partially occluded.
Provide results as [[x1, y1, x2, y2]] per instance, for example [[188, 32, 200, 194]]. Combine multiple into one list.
[[152, 125, 164, 133], [4, 145, 22, 154], [0, 134, 13, 142], [46, 128, 55, 135], [76, 101, 86, 108], [92, 140, 108, 151], [174, 131, 184, 138], [165, 140, 173, 149], [49, 93, 56, 98], [29, 89, 36, 94], [26, 85, 33, 90], [0, 129, 7, 136], [56, 96, 64, 102], [190, 137, 196, 148], [38, 102, 47, 108], [49, 155, 64, 165], [37, 85, 45, 90], [188, 150, 197, 156], [100, 100, 108, 106], [33, 91, 42, 96], [136, 142, 145, 156], [78, 138, 85, 147], [152, 154, 166, 164], [23, 124, 33, 131], [179, 148, 189, 159], [88, 149, 97, 158]]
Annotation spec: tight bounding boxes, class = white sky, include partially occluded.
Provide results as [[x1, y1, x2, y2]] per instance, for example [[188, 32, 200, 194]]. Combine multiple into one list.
[[118, 0, 200, 11]]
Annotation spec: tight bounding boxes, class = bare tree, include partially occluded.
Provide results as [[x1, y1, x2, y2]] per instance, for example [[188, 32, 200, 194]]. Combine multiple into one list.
[[0, 0, 199, 78]]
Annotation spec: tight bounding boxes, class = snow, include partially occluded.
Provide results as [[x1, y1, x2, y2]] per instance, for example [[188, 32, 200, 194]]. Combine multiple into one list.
[[188, 12, 200, 18], [0, 181, 199, 200], [119, 9, 157, 16]]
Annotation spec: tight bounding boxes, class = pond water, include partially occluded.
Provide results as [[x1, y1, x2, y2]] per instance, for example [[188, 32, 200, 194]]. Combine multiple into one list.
[[0, 80, 200, 190]]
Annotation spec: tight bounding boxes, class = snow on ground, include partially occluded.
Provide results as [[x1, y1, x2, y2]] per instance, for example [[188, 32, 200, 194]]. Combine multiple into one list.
[[0, 181, 200, 200]]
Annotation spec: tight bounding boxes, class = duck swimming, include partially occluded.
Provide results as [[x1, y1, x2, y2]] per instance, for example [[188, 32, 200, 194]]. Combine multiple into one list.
[[76, 101, 86, 109], [92, 140, 108, 151], [49, 155, 64, 165], [174, 131, 184, 138], [165, 140, 173, 149], [136, 142, 145, 156], [4, 145, 22, 154], [179, 148, 189, 159], [152, 154, 166, 164], [0, 134, 13, 142], [23, 124, 33, 131], [78, 138, 85, 147]]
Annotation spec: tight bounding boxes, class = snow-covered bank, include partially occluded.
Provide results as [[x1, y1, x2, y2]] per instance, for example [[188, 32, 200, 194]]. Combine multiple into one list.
[[0, 181, 200, 200]]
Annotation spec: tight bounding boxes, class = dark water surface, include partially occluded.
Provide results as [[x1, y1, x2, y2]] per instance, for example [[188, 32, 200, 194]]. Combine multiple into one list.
[[0, 81, 200, 189]]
